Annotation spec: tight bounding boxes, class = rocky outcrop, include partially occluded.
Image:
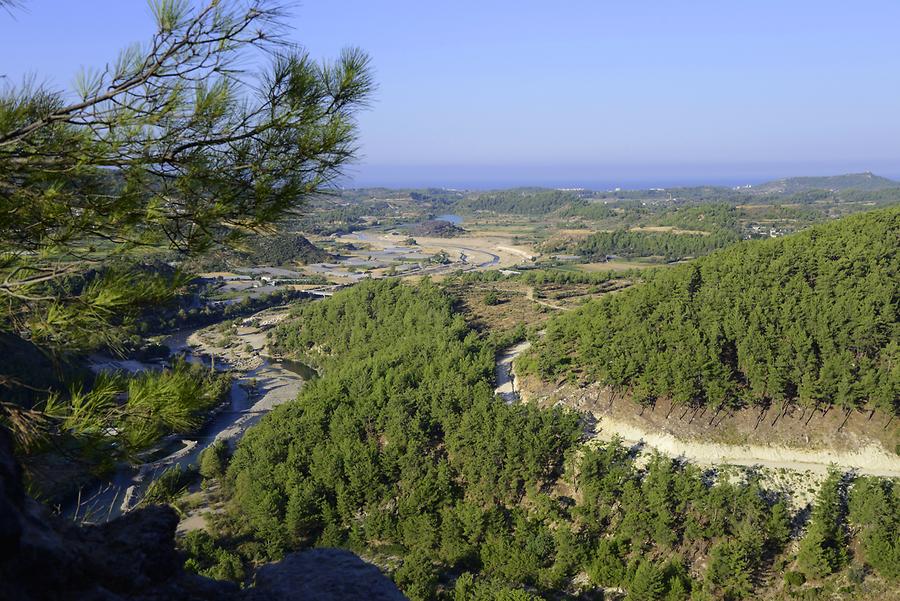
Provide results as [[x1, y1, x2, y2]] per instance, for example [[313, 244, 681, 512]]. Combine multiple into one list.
[[0, 427, 406, 600], [410, 219, 465, 238], [0, 425, 237, 601], [245, 549, 407, 601]]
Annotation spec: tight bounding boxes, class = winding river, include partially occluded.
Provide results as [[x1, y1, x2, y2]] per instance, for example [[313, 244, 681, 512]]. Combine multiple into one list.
[[66, 312, 311, 523]]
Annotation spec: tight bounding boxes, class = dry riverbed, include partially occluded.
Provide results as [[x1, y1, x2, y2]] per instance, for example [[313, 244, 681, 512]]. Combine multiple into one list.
[[186, 307, 305, 418], [175, 306, 307, 532]]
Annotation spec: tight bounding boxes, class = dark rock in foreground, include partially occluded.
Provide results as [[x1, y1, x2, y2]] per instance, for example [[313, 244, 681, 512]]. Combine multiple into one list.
[[0, 427, 406, 601], [245, 549, 407, 601]]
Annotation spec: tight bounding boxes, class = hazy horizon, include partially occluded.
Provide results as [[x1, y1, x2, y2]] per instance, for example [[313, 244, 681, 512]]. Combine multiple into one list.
[[3, 1, 900, 190], [341, 162, 900, 190]]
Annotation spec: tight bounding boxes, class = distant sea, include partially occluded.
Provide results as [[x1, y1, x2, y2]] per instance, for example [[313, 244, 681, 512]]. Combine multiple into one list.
[[348, 174, 762, 191], [367, 176, 760, 191], [344, 163, 900, 191]]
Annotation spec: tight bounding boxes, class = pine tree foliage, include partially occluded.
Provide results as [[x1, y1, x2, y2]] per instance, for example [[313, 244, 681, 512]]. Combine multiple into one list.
[[222, 281, 802, 599], [848, 476, 900, 581], [39, 358, 230, 462], [626, 560, 666, 601], [796, 470, 848, 579], [0, 0, 373, 353], [0, 0, 372, 443]]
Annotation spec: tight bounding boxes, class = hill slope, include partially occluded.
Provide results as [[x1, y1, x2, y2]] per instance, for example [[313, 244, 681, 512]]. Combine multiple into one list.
[[185, 234, 336, 271], [212, 279, 899, 599], [246, 234, 336, 266], [453, 188, 581, 215], [753, 172, 898, 194], [521, 206, 899, 414]]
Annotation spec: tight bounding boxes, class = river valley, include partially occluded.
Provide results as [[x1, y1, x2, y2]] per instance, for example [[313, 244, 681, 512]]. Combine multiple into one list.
[[67, 306, 309, 523]]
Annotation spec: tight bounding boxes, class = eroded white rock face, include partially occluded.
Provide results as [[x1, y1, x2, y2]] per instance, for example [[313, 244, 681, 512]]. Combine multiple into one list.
[[494, 340, 532, 404]]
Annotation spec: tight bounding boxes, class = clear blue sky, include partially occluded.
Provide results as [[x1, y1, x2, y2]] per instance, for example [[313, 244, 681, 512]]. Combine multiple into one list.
[[3, 1, 900, 188]]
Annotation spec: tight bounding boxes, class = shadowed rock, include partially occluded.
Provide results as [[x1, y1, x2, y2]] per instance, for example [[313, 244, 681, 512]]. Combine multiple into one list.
[[0, 427, 406, 600], [245, 549, 407, 601]]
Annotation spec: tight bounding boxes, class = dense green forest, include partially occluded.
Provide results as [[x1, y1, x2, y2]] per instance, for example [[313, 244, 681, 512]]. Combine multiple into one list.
[[224, 280, 582, 598], [520, 206, 900, 415], [184, 234, 336, 271], [190, 279, 899, 600], [567, 229, 740, 261], [455, 189, 582, 215]]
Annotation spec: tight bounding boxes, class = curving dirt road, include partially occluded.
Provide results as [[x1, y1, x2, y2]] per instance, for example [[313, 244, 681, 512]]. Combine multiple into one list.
[[586, 412, 900, 478], [495, 342, 900, 478], [525, 287, 571, 311]]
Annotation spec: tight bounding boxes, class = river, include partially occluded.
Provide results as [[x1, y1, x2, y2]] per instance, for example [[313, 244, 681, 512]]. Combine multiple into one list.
[[66, 309, 312, 523]]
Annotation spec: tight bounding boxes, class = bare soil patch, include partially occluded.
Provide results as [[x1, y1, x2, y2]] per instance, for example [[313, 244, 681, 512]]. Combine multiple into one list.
[[446, 281, 555, 334], [448, 279, 629, 334]]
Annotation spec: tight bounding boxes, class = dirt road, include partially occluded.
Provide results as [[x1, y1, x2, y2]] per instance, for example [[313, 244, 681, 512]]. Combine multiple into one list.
[[586, 412, 900, 478], [505, 347, 900, 478], [494, 340, 531, 403], [525, 287, 571, 311]]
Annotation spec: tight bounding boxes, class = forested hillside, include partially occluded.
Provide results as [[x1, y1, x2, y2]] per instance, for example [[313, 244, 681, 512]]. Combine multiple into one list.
[[753, 172, 898, 194], [454, 189, 581, 215], [521, 206, 900, 415], [197, 279, 900, 600], [571, 229, 740, 261], [226, 280, 582, 597], [183, 234, 336, 271]]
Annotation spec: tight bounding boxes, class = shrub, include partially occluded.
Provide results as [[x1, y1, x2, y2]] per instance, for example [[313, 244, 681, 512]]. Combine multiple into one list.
[[784, 571, 806, 587], [587, 538, 627, 587], [199, 440, 230, 481], [181, 530, 246, 583], [848, 565, 866, 585], [142, 465, 195, 505], [483, 290, 502, 305]]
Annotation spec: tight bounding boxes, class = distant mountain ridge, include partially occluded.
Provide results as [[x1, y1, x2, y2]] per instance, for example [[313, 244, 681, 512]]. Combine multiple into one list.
[[752, 172, 899, 194]]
